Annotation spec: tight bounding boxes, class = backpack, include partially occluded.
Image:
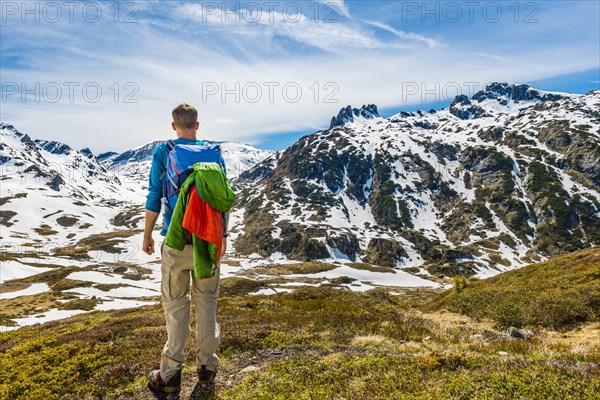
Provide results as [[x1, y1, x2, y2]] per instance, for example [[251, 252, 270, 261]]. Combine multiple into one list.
[[160, 139, 226, 233]]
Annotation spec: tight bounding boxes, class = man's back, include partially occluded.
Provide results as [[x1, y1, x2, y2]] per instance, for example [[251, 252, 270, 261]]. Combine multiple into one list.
[[145, 103, 229, 399], [146, 138, 226, 236]]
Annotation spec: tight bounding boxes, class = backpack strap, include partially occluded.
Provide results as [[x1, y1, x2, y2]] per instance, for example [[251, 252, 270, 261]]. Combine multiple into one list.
[[159, 140, 177, 181], [164, 139, 176, 153]]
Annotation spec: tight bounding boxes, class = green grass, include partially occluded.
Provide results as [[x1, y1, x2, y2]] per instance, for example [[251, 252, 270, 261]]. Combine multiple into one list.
[[53, 229, 141, 259], [427, 247, 600, 330], [347, 262, 396, 273], [251, 261, 337, 276], [222, 352, 599, 400], [58, 298, 100, 311], [0, 309, 165, 399], [219, 277, 267, 296], [0, 251, 599, 399]]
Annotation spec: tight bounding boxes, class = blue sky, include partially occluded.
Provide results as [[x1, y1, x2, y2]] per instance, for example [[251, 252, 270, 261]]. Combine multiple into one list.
[[1, 0, 598, 152]]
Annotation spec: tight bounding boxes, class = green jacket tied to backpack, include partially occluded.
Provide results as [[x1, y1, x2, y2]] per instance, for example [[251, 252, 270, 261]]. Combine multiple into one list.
[[165, 162, 235, 278]]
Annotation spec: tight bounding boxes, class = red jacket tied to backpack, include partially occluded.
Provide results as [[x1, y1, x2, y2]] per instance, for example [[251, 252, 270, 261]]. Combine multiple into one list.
[[182, 184, 224, 262]]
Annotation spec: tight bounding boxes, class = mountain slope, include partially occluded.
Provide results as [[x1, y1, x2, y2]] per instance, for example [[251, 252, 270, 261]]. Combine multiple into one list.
[[101, 139, 274, 182], [232, 83, 600, 277], [0, 123, 136, 247], [428, 246, 600, 330], [1, 82, 598, 329]]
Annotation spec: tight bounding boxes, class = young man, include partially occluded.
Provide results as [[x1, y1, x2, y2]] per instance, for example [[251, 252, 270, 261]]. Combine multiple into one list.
[[143, 103, 228, 398]]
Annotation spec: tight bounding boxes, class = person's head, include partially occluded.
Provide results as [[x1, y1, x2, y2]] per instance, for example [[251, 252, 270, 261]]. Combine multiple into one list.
[[171, 103, 199, 138]]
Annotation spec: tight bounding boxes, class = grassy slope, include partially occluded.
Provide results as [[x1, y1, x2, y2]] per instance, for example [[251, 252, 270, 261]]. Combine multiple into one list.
[[0, 250, 598, 399], [427, 246, 600, 330]]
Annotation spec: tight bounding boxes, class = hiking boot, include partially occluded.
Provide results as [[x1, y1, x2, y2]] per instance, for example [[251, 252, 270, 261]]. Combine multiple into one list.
[[148, 369, 182, 396], [189, 366, 217, 399]]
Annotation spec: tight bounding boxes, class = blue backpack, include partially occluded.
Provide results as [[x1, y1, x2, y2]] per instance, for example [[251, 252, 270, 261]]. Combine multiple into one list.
[[160, 140, 226, 233]]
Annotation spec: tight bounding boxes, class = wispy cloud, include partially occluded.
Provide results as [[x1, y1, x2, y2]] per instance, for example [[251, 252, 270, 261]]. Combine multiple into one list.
[[364, 20, 438, 49], [472, 52, 512, 62], [1, 1, 598, 152], [175, 3, 411, 53]]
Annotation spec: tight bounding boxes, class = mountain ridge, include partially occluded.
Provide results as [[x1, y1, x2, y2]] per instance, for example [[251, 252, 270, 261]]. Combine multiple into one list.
[[0, 122, 274, 248], [232, 82, 600, 277], [2, 82, 599, 280]]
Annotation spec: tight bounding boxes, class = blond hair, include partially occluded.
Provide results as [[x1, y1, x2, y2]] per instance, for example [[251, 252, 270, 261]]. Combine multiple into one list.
[[172, 103, 198, 130]]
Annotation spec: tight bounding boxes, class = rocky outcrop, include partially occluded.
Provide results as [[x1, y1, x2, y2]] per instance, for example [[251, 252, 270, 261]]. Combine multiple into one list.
[[330, 104, 380, 128], [34, 139, 73, 156], [472, 82, 565, 103], [364, 238, 408, 268], [449, 95, 489, 120], [326, 233, 360, 261]]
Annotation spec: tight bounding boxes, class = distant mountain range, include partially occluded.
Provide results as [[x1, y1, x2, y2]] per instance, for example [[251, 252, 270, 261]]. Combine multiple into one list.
[[0, 123, 273, 249], [1, 82, 599, 280]]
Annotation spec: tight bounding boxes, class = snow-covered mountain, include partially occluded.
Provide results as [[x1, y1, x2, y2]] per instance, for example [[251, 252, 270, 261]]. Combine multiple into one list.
[[232, 83, 600, 277], [2, 82, 598, 275], [1, 124, 133, 250], [0, 123, 273, 248], [2, 82, 598, 329], [97, 138, 274, 189]]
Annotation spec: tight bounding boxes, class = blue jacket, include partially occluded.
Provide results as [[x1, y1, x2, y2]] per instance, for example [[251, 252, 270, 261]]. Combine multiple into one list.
[[145, 138, 227, 236]]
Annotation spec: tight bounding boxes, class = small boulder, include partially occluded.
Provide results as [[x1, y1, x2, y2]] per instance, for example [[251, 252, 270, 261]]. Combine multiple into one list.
[[507, 326, 534, 339], [239, 365, 260, 375]]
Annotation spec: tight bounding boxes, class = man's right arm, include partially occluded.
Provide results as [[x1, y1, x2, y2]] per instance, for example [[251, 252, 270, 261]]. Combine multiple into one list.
[[143, 210, 159, 255], [143, 145, 166, 255]]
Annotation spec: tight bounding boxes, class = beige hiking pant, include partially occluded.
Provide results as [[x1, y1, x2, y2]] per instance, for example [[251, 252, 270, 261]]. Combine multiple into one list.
[[159, 241, 221, 382]]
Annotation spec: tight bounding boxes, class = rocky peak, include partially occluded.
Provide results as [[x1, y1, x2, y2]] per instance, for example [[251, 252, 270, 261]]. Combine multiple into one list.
[[472, 82, 565, 103], [96, 151, 118, 163], [330, 104, 380, 128], [449, 95, 488, 120], [1, 123, 38, 151], [35, 139, 73, 156], [448, 82, 567, 120], [105, 141, 161, 166], [0, 122, 20, 136], [80, 148, 94, 159]]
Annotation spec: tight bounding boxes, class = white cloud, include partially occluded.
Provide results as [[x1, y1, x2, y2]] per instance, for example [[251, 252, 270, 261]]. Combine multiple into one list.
[[364, 20, 438, 49], [1, 2, 598, 153], [5, 44, 597, 153], [472, 52, 512, 62], [176, 4, 392, 53]]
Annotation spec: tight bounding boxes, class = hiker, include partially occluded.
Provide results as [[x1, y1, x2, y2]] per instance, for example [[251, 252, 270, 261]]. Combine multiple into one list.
[[143, 103, 235, 399]]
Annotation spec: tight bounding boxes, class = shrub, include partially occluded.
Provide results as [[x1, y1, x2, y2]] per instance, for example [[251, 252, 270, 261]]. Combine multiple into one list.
[[452, 275, 467, 293]]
